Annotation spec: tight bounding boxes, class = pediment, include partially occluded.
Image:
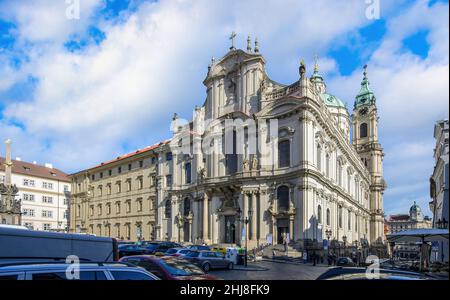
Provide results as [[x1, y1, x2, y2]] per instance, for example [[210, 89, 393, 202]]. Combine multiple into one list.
[[256, 98, 302, 118]]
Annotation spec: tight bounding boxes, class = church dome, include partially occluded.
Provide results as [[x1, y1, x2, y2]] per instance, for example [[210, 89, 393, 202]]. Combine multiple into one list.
[[409, 201, 421, 214], [320, 93, 346, 108]]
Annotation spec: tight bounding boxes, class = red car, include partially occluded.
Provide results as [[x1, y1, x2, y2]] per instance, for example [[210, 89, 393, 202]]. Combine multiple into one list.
[[119, 255, 218, 280]]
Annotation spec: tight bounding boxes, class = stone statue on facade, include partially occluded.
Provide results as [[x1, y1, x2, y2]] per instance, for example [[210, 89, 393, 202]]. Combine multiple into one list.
[[252, 156, 258, 170], [243, 159, 250, 171], [198, 167, 206, 181]]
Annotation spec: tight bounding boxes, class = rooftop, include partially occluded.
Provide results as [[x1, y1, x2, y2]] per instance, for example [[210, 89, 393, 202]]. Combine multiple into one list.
[[0, 157, 70, 183], [71, 140, 170, 175]]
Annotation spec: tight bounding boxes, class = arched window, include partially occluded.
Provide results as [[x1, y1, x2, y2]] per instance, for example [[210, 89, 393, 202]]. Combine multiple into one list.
[[278, 140, 290, 168], [360, 123, 368, 138], [317, 205, 322, 224], [326, 209, 331, 226], [225, 130, 237, 175], [183, 198, 191, 216], [165, 200, 171, 219], [185, 162, 191, 184], [348, 210, 351, 230], [277, 186, 289, 212], [338, 206, 343, 228], [316, 145, 322, 171]]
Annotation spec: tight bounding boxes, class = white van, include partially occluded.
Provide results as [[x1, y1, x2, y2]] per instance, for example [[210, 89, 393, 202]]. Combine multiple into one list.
[[0, 227, 118, 264]]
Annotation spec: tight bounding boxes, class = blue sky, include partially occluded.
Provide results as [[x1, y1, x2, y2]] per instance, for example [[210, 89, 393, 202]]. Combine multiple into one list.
[[0, 0, 448, 217]]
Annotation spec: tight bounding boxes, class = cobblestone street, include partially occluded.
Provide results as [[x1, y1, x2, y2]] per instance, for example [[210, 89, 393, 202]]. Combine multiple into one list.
[[210, 260, 330, 280]]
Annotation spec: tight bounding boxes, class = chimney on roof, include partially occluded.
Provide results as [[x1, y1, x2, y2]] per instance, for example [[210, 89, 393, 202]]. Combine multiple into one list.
[[45, 163, 53, 169], [15, 157, 21, 161]]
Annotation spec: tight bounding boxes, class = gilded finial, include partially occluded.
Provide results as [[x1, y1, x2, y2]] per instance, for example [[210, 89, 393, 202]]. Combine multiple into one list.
[[314, 54, 319, 73]]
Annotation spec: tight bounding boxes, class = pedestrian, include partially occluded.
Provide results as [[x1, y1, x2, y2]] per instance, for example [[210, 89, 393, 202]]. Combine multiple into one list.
[[302, 251, 308, 264], [312, 251, 316, 266]]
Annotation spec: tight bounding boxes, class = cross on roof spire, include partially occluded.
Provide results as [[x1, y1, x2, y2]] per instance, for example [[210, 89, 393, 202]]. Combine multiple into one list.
[[229, 31, 236, 50]]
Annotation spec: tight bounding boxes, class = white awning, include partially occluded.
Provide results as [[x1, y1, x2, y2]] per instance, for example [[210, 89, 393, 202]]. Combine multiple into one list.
[[387, 228, 449, 243]]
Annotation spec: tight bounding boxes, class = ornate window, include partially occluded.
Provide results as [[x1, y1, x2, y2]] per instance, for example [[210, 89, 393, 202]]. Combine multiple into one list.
[[317, 205, 322, 224], [278, 140, 290, 168], [360, 123, 368, 138], [277, 185, 289, 212], [225, 130, 237, 175], [165, 200, 172, 219], [326, 209, 331, 226], [348, 210, 352, 230], [183, 198, 191, 216], [185, 162, 192, 184], [325, 154, 330, 178], [316, 145, 322, 171], [338, 206, 343, 228]]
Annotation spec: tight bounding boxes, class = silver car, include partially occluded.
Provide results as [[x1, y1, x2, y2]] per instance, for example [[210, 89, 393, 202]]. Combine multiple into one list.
[[184, 250, 234, 272], [0, 262, 160, 280]]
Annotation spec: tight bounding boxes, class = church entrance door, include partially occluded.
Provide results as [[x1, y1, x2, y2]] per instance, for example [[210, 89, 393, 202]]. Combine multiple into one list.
[[225, 215, 236, 244], [276, 218, 289, 244], [183, 221, 190, 242]]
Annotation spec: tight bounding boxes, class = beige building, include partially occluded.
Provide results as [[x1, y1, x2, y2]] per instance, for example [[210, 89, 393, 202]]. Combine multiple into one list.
[[69, 142, 167, 241], [70, 37, 387, 251]]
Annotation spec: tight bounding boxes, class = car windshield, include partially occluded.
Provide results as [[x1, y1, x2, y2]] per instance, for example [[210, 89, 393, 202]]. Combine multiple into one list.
[[166, 248, 178, 254], [186, 251, 200, 257], [160, 259, 204, 276]]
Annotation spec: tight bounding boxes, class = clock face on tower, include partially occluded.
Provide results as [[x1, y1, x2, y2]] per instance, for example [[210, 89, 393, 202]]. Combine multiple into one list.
[[359, 107, 368, 116]]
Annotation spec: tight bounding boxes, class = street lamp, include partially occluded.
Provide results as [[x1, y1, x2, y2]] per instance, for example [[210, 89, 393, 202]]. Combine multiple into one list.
[[325, 229, 332, 265], [243, 209, 253, 267], [342, 235, 347, 256]]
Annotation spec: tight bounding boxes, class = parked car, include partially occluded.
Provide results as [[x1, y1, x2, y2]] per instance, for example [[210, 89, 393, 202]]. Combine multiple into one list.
[[165, 248, 191, 257], [336, 257, 357, 267], [317, 267, 435, 280], [120, 255, 217, 280], [187, 245, 211, 251], [118, 244, 146, 258], [184, 250, 233, 272], [0, 261, 160, 280], [142, 242, 182, 254]]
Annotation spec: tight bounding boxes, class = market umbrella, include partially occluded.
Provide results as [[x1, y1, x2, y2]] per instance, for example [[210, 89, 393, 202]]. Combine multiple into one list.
[[387, 229, 449, 271]]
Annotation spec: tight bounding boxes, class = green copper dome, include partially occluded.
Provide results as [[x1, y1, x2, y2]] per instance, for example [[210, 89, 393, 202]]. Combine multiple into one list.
[[355, 65, 376, 108], [320, 93, 346, 108]]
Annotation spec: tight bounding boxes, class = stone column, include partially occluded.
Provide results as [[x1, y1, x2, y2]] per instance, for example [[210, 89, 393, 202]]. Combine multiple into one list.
[[188, 217, 193, 243], [251, 193, 257, 241], [289, 215, 295, 241], [203, 194, 209, 243]]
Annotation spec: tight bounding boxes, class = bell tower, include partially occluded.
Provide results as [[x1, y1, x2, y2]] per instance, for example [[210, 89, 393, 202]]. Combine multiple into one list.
[[352, 65, 386, 244]]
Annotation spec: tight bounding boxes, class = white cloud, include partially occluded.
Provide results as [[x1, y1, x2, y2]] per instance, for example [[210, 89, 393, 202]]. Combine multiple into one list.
[[0, 0, 375, 171], [0, 0, 448, 217]]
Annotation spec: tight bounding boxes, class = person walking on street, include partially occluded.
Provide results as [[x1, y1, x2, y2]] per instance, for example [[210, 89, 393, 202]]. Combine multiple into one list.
[[302, 251, 308, 264]]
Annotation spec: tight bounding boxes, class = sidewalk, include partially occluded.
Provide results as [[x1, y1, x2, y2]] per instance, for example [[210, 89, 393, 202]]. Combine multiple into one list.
[[233, 264, 270, 271], [262, 256, 331, 267]]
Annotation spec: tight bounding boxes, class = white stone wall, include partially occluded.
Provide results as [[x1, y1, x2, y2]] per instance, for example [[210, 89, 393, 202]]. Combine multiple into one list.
[[0, 171, 70, 231]]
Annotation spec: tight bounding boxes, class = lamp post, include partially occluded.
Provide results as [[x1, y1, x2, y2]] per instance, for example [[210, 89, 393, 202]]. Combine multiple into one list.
[[342, 235, 347, 256], [325, 229, 332, 265], [243, 209, 253, 267]]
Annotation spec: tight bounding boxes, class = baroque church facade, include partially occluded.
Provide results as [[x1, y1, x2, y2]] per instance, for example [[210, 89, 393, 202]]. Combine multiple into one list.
[[70, 37, 386, 250]]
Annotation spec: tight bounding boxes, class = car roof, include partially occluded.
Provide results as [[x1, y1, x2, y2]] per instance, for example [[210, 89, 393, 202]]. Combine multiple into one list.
[[317, 267, 432, 280], [0, 263, 143, 273]]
